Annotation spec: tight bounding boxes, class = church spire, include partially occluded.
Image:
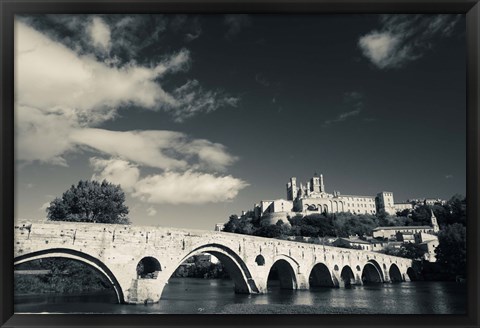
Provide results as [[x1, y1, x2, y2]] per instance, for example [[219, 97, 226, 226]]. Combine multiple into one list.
[[430, 209, 439, 233]]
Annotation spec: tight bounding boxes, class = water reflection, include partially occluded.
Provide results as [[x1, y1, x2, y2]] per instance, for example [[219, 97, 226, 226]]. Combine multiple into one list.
[[15, 278, 466, 314]]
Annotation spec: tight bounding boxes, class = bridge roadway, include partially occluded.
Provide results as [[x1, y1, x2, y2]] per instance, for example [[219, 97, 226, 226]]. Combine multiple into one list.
[[14, 221, 413, 304]]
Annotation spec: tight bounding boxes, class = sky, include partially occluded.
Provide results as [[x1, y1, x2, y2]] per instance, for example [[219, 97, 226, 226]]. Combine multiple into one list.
[[14, 14, 466, 230]]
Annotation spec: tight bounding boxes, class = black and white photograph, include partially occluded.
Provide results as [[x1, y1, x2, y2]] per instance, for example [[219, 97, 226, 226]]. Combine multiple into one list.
[[13, 13, 467, 315]]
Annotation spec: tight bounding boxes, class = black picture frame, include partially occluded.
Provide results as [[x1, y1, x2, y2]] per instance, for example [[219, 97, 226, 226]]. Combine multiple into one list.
[[1, 1, 479, 327]]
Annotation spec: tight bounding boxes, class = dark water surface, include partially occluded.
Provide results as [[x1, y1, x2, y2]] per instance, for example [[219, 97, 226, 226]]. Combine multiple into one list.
[[14, 278, 466, 314]]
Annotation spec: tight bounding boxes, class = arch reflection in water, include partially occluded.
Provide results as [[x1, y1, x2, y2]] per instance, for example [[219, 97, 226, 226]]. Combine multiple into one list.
[[14, 257, 118, 304], [309, 263, 334, 287], [389, 263, 403, 282], [362, 260, 384, 284], [339, 265, 355, 287], [267, 259, 297, 290], [162, 243, 258, 299], [14, 248, 123, 303]]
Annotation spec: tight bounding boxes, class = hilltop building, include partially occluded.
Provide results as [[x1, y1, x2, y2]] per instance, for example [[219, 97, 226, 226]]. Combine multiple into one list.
[[253, 173, 417, 223]]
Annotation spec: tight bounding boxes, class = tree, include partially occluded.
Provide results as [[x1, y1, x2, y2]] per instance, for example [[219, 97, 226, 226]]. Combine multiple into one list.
[[445, 195, 466, 226], [435, 223, 466, 278], [410, 205, 432, 226], [223, 215, 240, 232], [396, 209, 411, 218], [397, 243, 426, 261], [223, 215, 256, 235], [47, 180, 130, 224], [255, 221, 290, 238], [381, 243, 425, 261]]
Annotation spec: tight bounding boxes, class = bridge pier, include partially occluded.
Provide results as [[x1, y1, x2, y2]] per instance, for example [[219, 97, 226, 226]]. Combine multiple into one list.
[[125, 278, 166, 304], [383, 272, 391, 283]]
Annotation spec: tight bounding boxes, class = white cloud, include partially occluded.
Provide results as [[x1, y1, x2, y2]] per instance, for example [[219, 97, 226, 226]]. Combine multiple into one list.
[[88, 157, 248, 205], [16, 21, 186, 114], [179, 139, 238, 172], [87, 17, 111, 52], [15, 20, 237, 166], [132, 171, 249, 205], [90, 157, 140, 191], [358, 14, 461, 69], [171, 80, 239, 122], [15, 105, 78, 166], [146, 207, 157, 216], [358, 32, 405, 69], [73, 129, 188, 170], [16, 18, 248, 206], [71, 129, 237, 172]]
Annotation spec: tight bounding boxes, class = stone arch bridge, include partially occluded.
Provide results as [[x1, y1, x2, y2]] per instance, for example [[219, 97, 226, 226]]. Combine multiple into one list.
[[14, 222, 413, 304]]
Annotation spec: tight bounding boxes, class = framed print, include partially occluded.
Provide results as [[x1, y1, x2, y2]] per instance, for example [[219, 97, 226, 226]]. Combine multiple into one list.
[[1, 0, 479, 327]]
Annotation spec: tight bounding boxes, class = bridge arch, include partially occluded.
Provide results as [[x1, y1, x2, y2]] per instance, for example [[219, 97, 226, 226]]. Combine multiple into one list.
[[267, 258, 298, 290], [340, 265, 355, 287], [389, 263, 403, 282], [406, 267, 416, 281], [136, 256, 161, 279], [361, 260, 384, 284], [166, 243, 259, 294], [362, 259, 385, 282], [309, 263, 334, 287], [14, 248, 124, 303]]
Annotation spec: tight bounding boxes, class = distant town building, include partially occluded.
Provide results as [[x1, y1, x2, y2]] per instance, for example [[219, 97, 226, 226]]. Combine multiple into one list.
[[417, 238, 439, 262], [214, 223, 224, 231], [372, 210, 440, 262], [407, 198, 447, 207], [332, 237, 373, 251], [393, 202, 414, 213], [373, 226, 435, 239]]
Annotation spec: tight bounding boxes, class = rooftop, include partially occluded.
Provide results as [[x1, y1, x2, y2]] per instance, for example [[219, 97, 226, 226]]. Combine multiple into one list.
[[373, 226, 432, 231]]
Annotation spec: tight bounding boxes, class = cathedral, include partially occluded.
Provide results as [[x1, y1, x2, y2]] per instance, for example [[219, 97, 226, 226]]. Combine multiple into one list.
[[253, 173, 409, 223]]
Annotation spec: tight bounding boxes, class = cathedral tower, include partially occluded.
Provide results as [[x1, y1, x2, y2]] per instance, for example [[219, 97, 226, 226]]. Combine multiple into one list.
[[286, 177, 298, 200]]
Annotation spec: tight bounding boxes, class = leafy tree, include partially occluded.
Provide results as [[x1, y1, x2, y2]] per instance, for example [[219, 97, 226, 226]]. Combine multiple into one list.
[[398, 243, 426, 261], [223, 215, 256, 235], [382, 243, 425, 260], [435, 223, 466, 278], [255, 220, 290, 238], [410, 205, 432, 226], [223, 215, 240, 232], [444, 194, 466, 226], [396, 209, 411, 218], [380, 215, 408, 227], [47, 180, 130, 224], [376, 209, 388, 220]]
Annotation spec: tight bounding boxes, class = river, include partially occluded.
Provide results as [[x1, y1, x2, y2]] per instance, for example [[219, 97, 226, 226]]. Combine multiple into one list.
[[14, 278, 466, 314]]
